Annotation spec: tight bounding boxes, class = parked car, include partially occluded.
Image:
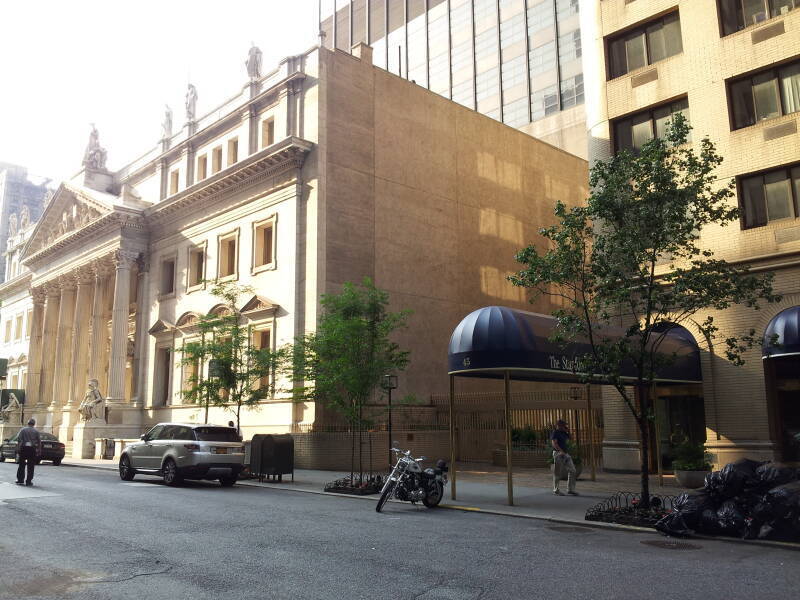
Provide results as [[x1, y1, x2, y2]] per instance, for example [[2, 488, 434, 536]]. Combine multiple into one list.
[[119, 423, 244, 487], [0, 432, 65, 465]]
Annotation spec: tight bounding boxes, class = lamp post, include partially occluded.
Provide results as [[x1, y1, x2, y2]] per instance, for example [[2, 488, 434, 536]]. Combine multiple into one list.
[[382, 374, 398, 467]]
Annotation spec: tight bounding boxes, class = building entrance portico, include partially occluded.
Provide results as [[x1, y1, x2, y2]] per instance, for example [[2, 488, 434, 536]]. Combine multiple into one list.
[[21, 177, 150, 454]]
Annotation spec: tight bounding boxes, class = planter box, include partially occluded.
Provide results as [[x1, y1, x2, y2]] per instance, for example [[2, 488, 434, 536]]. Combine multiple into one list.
[[674, 469, 709, 489], [491, 448, 550, 469]]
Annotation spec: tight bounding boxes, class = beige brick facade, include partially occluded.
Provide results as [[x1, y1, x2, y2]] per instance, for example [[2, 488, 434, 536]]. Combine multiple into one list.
[[584, 1, 800, 470]]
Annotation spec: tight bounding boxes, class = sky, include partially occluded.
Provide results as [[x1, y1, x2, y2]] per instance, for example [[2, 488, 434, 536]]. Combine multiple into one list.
[[0, 0, 319, 184]]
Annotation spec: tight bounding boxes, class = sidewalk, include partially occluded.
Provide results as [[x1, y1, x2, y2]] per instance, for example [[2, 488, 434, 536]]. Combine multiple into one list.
[[61, 457, 682, 525]]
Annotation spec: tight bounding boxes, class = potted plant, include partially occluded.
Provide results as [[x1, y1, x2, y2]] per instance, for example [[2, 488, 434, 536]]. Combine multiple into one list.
[[547, 441, 583, 480], [671, 440, 713, 488]]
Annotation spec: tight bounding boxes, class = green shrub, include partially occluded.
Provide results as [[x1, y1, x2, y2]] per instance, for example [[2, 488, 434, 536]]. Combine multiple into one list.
[[671, 440, 712, 471]]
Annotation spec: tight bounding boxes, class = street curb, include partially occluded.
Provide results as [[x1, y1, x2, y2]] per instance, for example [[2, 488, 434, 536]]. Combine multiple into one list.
[[60, 462, 800, 551]]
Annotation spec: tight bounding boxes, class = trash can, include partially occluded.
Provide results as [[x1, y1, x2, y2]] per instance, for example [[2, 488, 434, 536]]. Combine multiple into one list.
[[250, 434, 294, 482]]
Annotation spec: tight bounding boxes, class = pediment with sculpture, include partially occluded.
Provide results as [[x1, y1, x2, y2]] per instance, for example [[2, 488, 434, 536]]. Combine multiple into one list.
[[22, 183, 116, 259]]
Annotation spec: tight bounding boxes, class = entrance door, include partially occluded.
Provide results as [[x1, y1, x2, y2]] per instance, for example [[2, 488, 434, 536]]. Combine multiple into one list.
[[768, 356, 800, 463], [652, 388, 706, 472]]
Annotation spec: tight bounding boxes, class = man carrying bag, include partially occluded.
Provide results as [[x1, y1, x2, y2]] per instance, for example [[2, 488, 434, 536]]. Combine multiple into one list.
[[16, 418, 42, 487]]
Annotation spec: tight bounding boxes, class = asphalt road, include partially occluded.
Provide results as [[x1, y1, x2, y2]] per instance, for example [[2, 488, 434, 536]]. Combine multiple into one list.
[[0, 462, 798, 600]]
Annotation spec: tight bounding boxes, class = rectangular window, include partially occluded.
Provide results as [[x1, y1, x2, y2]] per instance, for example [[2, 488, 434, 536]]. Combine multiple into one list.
[[218, 233, 238, 279], [613, 98, 690, 153], [560, 74, 584, 109], [160, 257, 176, 296], [608, 12, 683, 78], [154, 347, 172, 407], [169, 169, 180, 195], [4, 320, 11, 343], [728, 59, 800, 129], [26, 308, 32, 338], [253, 219, 276, 270], [252, 328, 272, 390], [261, 118, 275, 149], [14, 314, 22, 341], [188, 246, 205, 288], [227, 138, 238, 166], [719, 0, 797, 36], [500, 13, 525, 49], [182, 344, 200, 394], [197, 154, 208, 180], [211, 146, 223, 174], [739, 164, 800, 228]]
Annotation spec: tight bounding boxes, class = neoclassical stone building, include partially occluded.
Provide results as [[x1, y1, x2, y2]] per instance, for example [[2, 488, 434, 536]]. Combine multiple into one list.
[[19, 43, 587, 455]]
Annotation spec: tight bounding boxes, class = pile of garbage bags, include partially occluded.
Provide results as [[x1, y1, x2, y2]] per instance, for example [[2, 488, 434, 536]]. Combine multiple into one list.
[[656, 459, 800, 541]]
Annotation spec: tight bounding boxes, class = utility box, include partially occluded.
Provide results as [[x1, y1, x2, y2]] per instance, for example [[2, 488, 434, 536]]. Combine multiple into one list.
[[250, 433, 294, 482]]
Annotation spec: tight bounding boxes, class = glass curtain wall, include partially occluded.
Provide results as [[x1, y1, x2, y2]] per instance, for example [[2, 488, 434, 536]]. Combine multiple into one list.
[[319, 0, 584, 128]]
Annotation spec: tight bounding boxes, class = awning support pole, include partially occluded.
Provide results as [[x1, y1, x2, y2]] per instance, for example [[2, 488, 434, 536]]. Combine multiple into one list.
[[449, 374, 456, 501], [586, 383, 596, 482], [504, 370, 514, 506]]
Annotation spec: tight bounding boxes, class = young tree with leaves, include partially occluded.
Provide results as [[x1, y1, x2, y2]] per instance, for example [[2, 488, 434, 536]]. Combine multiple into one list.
[[180, 281, 287, 430], [510, 115, 779, 507], [290, 277, 410, 483]]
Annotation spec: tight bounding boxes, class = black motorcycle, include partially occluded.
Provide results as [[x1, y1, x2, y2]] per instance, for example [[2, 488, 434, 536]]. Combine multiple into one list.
[[376, 447, 448, 512]]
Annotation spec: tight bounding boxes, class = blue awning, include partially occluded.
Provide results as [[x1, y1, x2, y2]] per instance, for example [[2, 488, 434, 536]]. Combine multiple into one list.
[[763, 306, 800, 359], [448, 306, 702, 384]]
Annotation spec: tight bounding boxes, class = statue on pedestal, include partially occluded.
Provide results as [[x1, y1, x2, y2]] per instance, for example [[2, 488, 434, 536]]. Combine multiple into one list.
[[185, 84, 197, 122], [162, 104, 173, 140], [79, 379, 105, 422], [82, 123, 108, 171], [0, 393, 21, 423], [245, 43, 262, 81]]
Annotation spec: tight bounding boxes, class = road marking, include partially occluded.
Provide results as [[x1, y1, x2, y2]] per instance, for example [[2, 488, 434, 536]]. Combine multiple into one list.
[[441, 504, 482, 511], [0, 482, 61, 503]]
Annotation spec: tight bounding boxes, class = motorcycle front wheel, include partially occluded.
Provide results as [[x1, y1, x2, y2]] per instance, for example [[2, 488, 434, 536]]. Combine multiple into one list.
[[376, 480, 396, 513], [423, 481, 444, 508]]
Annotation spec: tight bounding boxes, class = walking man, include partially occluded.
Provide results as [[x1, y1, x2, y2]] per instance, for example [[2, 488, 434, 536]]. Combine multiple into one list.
[[551, 419, 578, 496], [16, 418, 42, 487]]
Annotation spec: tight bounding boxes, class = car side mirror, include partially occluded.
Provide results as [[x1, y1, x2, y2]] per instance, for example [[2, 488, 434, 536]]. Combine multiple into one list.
[[139, 434, 146, 441]]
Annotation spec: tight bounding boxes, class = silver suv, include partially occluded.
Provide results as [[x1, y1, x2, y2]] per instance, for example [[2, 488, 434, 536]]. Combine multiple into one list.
[[119, 423, 244, 487]]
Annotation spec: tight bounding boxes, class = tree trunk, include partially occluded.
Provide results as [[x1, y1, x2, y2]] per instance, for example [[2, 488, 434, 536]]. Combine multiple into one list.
[[638, 385, 651, 510], [358, 403, 363, 484]]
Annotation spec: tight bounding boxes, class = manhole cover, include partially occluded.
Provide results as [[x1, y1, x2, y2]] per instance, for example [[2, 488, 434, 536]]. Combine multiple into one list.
[[640, 540, 701, 550], [546, 526, 593, 533]]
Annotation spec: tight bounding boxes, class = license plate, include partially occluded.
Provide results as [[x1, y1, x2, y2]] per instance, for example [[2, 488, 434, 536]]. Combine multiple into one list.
[[43, 443, 53, 448], [215, 448, 228, 454]]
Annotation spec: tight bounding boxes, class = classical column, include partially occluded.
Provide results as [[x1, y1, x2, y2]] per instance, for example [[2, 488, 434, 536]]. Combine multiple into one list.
[[25, 288, 46, 407], [132, 255, 150, 407], [69, 269, 94, 406], [107, 249, 138, 402], [38, 284, 61, 408], [89, 261, 112, 388], [50, 278, 77, 408]]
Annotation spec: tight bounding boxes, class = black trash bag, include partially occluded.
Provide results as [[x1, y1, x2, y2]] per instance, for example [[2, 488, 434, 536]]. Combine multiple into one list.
[[763, 481, 800, 521], [728, 458, 763, 492], [756, 462, 797, 490], [716, 500, 746, 537], [703, 471, 724, 497], [757, 522, 777, 540], [699, 508, 723, 535], [673, 490, 716, 529], [655, 512, 693, 537], [750, 500, 775, 524]]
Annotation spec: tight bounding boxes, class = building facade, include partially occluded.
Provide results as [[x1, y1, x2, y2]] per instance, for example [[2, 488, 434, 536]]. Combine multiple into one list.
[[0, 164, 48, 281], [584, 0, 800, 469], [0, 206, 39, 394], [320, 0, 587, 157], [18, 44, 587, 456]]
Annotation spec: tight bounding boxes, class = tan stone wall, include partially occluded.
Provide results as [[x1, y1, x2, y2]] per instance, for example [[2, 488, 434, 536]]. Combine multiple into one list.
[[594, 1, 800, 468], [319, 46, 589, 401]]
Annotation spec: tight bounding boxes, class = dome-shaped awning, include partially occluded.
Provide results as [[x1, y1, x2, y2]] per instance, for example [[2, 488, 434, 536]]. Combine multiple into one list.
[[763, 306, 800, 359], [448, 306, 702, 384]]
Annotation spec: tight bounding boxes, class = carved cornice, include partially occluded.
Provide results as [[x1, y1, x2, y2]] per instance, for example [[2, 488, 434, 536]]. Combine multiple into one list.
[[0, 272, 32, 298], [147, 137, 312, 226]]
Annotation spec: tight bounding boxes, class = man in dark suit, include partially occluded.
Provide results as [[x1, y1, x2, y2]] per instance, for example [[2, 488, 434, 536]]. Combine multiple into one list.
[[16, 418, 42, 487]]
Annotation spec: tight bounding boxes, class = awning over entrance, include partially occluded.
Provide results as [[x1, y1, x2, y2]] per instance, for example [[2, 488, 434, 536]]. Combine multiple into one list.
[[448, 306, 702, 384], [763, 305, 800, 359]]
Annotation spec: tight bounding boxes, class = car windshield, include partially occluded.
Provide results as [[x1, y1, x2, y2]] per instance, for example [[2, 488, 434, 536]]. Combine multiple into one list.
[[194, 427, 239, 442], [40, 433, 58, 441]]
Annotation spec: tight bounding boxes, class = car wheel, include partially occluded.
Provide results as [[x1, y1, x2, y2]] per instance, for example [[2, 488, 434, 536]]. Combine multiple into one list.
[[52, 458, 62, 466], [162, 458, 182, 486], [119, 455, 135, 481], [219, 475, 237, 487]]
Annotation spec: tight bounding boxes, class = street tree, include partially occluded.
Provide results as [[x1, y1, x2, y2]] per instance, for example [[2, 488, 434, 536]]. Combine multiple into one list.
[[510, 115, 779, 507], [180, 281, 288, 430], [290, 277, 410, 484]]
